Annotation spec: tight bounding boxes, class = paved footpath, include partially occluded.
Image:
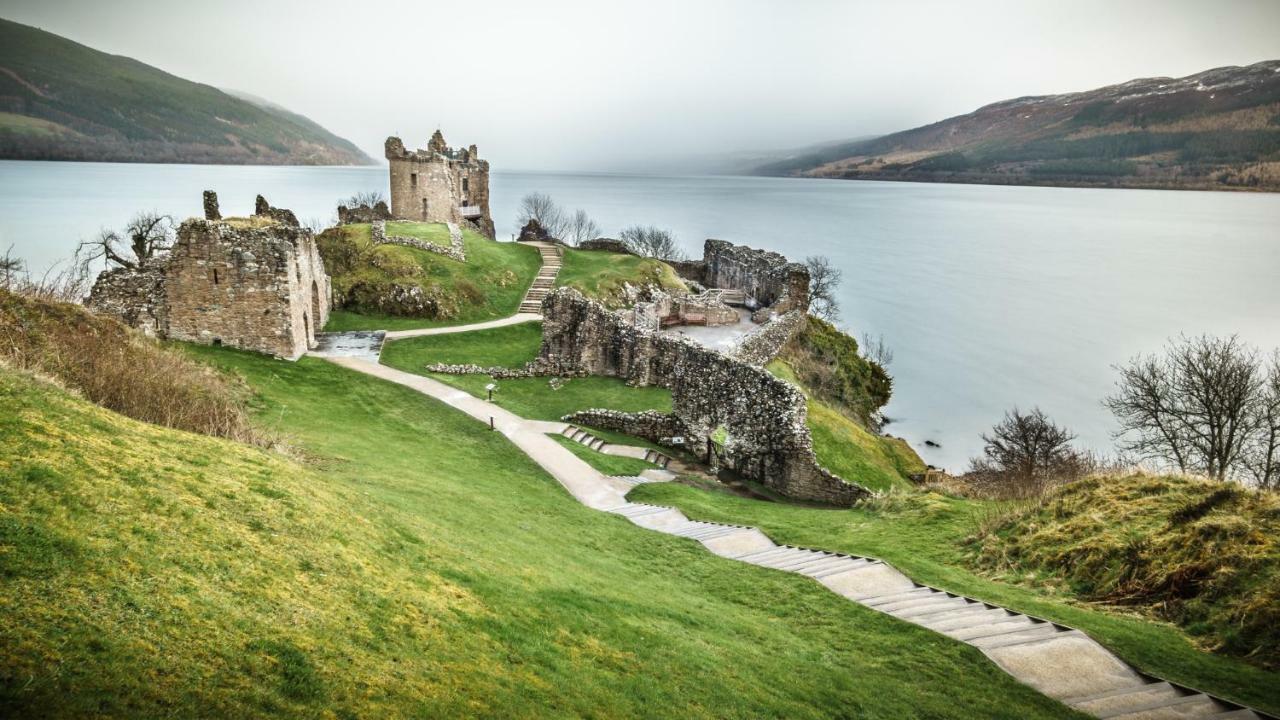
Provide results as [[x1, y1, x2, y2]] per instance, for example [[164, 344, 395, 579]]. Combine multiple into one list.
[[322, 355, 1269, 720]]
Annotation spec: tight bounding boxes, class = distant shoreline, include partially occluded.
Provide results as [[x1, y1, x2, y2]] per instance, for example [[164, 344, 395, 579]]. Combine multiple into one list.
[[765, 171, 1280, 194]]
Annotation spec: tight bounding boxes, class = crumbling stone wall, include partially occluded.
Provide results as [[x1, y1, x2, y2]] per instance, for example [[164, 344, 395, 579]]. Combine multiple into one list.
[[730, 309, 806, 366], [385, 131, 495, 238], [672, 239, 810, 321], [254, 195, 300, 227], [561, 409, 688, 444], [337, 201, 392, 225], [88, 195, 331, 360], [578, 238, 632, 254], [537, 288, 869, 505]]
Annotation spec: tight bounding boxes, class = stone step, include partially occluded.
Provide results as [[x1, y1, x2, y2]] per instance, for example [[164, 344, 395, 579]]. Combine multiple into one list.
[[913, 605, 1009, 629], [733, 546, 793, 563], [768, 552, 840, 572], [611, 503, 670, 519], [875, 591, 958, 613], [1068, 682, 1180, 716], [757, 549, 829, 569], [860, 586, 934, 606], [795, 556, 865, 577], [946, 616, 1043, 642], [968, 623, 1067, 650], [1103, 692, 1225, 719], [887, 596, 975, 619], [608, 476, 652, 487], [809, 558, 878, 579]]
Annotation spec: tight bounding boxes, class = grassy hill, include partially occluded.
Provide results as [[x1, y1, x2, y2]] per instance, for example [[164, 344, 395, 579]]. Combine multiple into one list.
[[319, 223, 542, 332], [0, 344, 1080, 718], [0, 18, 372, 165], [759, 60, 1280, 191]]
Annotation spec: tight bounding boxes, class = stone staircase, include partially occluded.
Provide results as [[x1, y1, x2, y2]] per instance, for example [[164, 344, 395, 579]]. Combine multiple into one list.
[[560, 425, 673, 469], [518, 241, 563, 314], [600, 503, 1275, 720]]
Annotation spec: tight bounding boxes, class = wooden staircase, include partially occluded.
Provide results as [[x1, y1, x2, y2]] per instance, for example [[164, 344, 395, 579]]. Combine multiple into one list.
[[518, 242, 563, 315]]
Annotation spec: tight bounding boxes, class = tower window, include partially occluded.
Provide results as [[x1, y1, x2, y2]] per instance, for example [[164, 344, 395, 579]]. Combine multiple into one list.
[[462, 177, 469, 193], [410, 173, 417, 188]]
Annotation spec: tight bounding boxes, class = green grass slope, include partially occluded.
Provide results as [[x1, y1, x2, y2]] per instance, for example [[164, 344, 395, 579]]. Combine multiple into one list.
[[0, 347, 1088, 717], [629, 482, 1280, 715], [555, 247, 687, 307], [0, 18, 371, 164], [320, 223, 541, 331], [974, 474, 1280, 669]]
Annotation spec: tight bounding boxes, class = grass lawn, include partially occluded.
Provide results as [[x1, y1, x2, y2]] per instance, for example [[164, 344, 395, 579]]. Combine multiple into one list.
[[628, 482, 1280, 715], [379, 322, 673, 422], [0, 349, 1093, 717], [555, 247, 687, 306], [322, 226, 541, 332], [549, 434, 659, 476], [380, 321, 543, 368], [385, 221, 451, 246]]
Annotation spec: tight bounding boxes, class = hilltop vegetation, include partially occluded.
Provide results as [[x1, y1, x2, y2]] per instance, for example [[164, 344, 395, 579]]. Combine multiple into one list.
[[0, 18, 371, 165], [974, 474, 1280, 669], [318, 222, 541, 331], [555, 247, 688, 307], [760, 60, 1280, 191]]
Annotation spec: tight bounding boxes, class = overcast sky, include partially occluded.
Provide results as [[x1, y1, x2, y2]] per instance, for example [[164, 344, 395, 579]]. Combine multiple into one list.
[[6, 0, 1280, 170]]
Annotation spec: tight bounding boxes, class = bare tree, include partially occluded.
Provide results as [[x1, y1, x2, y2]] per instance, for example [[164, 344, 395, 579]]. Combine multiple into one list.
[[1, 245, 22, 289], [517, 192, 567, 238], [1106, 335, 1264, 481], [619, 225, 685, 260], [343, 190, 386, 208], [563, 209, 601, 247], [1246, 352, 1280, 489], [861, 332, 894, 368], [77, 212, 174, 270], [805, 255, 842, 322], [967, 407, 1082, 495]]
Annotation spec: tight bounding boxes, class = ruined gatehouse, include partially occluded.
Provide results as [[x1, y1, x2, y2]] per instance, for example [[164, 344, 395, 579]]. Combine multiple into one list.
[[88, 193, 331, 360], [385, 130, 494, 238]]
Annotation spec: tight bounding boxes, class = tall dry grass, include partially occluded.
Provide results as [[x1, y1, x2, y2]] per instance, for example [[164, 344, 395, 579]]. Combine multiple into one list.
[[0, 287, 261, 444]]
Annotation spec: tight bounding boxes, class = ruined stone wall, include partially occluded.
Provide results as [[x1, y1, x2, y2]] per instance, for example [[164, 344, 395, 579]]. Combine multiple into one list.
[[561, 409, 688, 445], [88, 201, 331, 361], [337, 202, 392, 225], [537, 288, 868, 505], [385, 133, 494, 238], [85, 258, 168, 337], [702, 239, 810, 318], [163, 220, 329, 359], [730, 309, 806, 366]]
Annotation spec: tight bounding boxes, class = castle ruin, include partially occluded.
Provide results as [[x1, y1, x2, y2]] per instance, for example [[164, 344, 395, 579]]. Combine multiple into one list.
[[88, 193, 331, 360], [385, 131, 494, 238]]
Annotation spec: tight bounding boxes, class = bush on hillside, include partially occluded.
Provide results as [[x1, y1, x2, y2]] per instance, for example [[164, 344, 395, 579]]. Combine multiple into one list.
[[0, 288, 258, 443], [971, 474, 1280, 668], [779, 315, 891, 426]]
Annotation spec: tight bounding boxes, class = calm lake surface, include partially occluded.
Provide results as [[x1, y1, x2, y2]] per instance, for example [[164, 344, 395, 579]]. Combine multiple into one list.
[[2, 160, 1278, 471]]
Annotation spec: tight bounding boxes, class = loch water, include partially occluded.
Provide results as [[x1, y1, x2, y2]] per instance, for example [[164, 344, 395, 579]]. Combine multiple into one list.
[[2, 160, 1277, 471]]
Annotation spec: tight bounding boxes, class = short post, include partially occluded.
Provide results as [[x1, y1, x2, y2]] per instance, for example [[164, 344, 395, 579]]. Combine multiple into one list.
[[485, 382, 496, 402], [490, 416, 495, 431]]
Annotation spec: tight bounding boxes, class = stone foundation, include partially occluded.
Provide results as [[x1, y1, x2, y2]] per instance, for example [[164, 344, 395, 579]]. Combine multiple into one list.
[[337, 201, 392, 225], [537, 288, 868, 505], [672, 239, 810, 322], [561, 409, 689, 444], [372, 221, 466, 262]]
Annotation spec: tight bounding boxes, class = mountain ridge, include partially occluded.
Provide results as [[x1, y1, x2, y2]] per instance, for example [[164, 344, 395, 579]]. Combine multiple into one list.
[[757, 61, 1280, 191], [0, 18, 373, 166]]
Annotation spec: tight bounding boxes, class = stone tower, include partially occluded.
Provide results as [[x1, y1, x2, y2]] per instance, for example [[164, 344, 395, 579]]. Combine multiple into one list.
[[384, 131, 494, 238]]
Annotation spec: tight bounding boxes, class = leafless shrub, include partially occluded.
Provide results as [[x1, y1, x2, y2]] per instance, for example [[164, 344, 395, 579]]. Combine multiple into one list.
[[964, 407, 1087, 498], [860, 332, 894, 367], [76, 211, 174, 271], [563, 209, 602, 247], [805, 255, 842, 322], [1105, 334, 1277, 485], [619, 225, 685, 260], [343, 190, 386, 208], [517, 192, 567, 238], [1, 245, 22, 290]]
